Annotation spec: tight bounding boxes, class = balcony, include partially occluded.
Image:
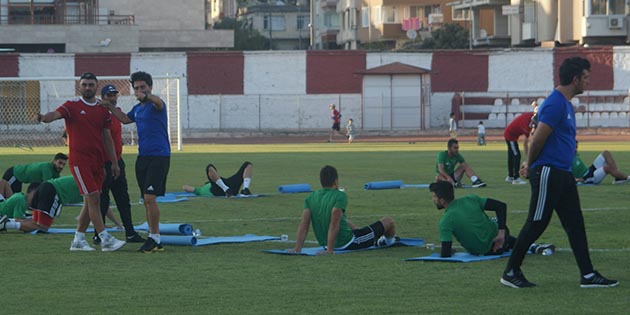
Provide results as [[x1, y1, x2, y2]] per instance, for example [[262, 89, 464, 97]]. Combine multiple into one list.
[[321, 0, 338, 10], [336, 0, 358, 12], [1, 14, 135, 25]]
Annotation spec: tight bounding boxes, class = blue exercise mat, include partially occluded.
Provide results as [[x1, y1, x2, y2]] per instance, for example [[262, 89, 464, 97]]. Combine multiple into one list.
[[264, 238, 424, 256], [160, 235, 198, 246], [401, 184, 430, 189], [363, 180, 403, 190], [134, 222, 193, 235], [29, 227, 121, 235], [156, 195, 189, 203], [159, 234, 279, 246], [278, 184, 312, 193], [405, 250, 512, 262], [166, 191, 199, 198]]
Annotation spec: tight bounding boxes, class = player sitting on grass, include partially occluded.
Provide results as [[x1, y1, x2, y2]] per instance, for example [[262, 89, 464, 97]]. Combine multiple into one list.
[[573, 141, 630, 185], [429, 181, 554, 257], [183, 162, 254, 197], [289, 165, 398, 255], [435, 138, 487, 188]]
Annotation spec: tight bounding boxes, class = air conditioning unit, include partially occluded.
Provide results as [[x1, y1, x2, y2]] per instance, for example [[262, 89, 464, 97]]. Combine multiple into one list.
[[608, 16, 623, 29]]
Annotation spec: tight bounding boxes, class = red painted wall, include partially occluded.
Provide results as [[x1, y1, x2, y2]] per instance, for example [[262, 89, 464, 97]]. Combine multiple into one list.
[[431, 51, 488, 92], [0, 54, 19, 77], [553, 47, 613, 90], [74, 53, 131, 77], [306, 51, 365, 94], [187, 52, 244, 95]]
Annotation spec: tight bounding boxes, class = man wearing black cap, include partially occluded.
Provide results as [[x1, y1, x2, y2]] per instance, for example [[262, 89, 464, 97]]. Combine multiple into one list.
[[92, 85, 144, 245], [37, 72, 126, 252]]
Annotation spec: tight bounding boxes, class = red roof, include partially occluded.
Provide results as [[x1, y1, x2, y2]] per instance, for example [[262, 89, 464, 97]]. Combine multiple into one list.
[[357, 62, 431, 75]]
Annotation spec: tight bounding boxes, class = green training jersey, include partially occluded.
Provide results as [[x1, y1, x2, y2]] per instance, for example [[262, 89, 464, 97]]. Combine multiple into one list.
[[48, 176, 83, 204], [435, 150, 465, 175], [572, 153, 589, 178], [304, 188, 353, 248], [193, 183, 214, 197], [438, 194, 497, 255], [0, 192, 28, 218], [13, 161, 60, 183]]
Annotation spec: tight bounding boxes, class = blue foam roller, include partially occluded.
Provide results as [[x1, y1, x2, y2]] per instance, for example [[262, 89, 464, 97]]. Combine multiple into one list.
[[277, 183, 312, 193], [134, 222, 193, 235], [160, 235, 198, 246], [363, 180, 403, 190]]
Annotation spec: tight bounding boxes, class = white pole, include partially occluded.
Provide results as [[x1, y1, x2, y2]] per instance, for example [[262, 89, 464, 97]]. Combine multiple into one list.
[[176, 78, 182, 151]]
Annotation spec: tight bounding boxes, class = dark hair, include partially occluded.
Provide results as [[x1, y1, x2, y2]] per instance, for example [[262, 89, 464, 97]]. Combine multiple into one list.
[[320, 165, 338, 187], [450, 112, 455, 117], [205, 163, 216, 182], [559, 57, 591, 86], [80, 72, 98, 82], [130, 71, 153, 87], [54, 152, 68, 161], [429, 181, 454, 203], [447, 138, 458, 148]]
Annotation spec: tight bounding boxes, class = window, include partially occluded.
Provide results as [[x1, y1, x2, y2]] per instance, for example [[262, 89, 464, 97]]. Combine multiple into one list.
[[383, 6, 396, 23], [372, 6, 381, 25], [297, 15, 309, 30], [264, 15, 285, 31], [323, 12, 339, 29], [452, 7, 470, 21], [591, 0, 625, 15], [361, 6, 369, 28]]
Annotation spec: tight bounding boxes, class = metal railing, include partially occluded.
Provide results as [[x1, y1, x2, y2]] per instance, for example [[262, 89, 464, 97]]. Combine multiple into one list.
[[1, 14, 134, 25]]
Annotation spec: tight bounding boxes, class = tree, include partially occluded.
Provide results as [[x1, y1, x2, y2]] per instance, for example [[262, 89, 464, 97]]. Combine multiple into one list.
[[398, 23, 470, 51], [421, 23, 469, 49], [214, 17, 269, 51]]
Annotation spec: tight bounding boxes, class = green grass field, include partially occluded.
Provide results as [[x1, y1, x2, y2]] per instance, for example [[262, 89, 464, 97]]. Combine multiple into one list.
[[1, 140, 629, 314]]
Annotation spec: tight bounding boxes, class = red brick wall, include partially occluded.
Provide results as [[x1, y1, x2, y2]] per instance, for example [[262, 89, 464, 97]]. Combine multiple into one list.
[[187, 52, 244, 95], [306, 50, 365, 94], [0, 54, 19, 77], [554, 47, 613, 90], [431, 51, 488, 92]]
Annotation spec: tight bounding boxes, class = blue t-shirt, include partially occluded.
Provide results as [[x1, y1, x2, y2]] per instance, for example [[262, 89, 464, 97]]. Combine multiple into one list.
[[530, 89, 576, 172], [127, 100, 171, 157]]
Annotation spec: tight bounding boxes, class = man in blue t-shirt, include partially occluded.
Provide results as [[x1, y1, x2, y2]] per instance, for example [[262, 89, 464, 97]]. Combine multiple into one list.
[[501, 57, 618, 289], [104, 71, 170, 254]]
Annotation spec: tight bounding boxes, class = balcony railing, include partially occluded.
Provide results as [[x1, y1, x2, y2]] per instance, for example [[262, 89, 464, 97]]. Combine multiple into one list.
[[1, 14, 134, 25]]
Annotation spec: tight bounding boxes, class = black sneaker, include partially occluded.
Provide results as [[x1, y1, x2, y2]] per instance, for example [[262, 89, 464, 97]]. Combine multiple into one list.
[[472, 179, 487, 188], [92, 235, 101, 245], [139, 237, 164, 253], [240, 188, 252, 195], [500, 270, 536, 288], [126, 232, 145, 243], [580, 271, 619, 288]]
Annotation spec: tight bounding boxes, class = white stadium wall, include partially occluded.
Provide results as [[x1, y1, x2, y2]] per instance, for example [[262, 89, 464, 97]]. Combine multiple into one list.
[[488, 50, 554, 92]]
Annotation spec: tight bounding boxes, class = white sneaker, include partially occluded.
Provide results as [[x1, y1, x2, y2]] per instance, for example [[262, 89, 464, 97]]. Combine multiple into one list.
[[512, 178, 527, 185], [505, 176, 515, 182], [100, 234, 126, 252], [612, 177, 630, 184], [70, 239, 96, 251]]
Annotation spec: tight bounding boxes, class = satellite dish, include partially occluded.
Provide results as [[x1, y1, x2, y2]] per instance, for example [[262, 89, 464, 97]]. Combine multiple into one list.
[[406, 30, 417, 40]]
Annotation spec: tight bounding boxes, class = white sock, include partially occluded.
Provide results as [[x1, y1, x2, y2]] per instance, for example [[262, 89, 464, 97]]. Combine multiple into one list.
[[471, 175, 479, 182], [583, 272, 595, 279], [6, 221, 20, 230], [149, 233, 161, 243], [74, 231, 86, 241], [386, 236, 397, 245], [243, 178, 251, 189], [216, 179, 229, 191], [98, 230, 110, 240]]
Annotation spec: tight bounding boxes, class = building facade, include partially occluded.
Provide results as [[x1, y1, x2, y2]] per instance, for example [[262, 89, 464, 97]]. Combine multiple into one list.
[[239, 1, 311, 50], [0, 0, 233, 53]]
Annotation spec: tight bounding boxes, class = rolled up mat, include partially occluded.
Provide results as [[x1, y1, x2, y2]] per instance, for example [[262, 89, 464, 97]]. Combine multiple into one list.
[[160, 235, 198, 246], [134, 222, 194, 235], [277, 183, 312, 193], [363, 180, 403, 190]]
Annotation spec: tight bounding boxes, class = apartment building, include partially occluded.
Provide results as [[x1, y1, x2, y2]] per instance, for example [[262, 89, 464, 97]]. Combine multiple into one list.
[[0, 0, 233, 53], [239, 1, 311, 50]]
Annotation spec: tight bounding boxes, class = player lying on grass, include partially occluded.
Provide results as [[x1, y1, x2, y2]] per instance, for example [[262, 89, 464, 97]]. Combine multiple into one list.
[[183, 162, 254, 197], [429, 181, 554, 257], [572, 141, 630, 185], [289, 165, 398, 255]]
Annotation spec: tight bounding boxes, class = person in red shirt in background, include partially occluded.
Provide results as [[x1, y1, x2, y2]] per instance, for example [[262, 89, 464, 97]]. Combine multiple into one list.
[[37, 72, 126, 252], [328, 104, 345, 143], [504, 101, 538, 185], [92, 85, 145, 245]]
